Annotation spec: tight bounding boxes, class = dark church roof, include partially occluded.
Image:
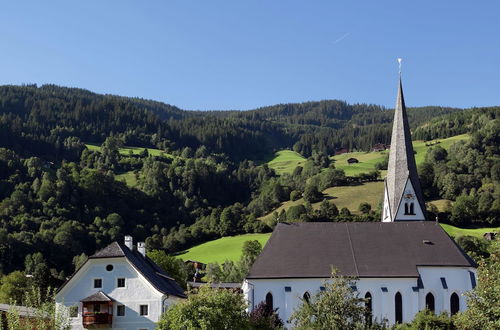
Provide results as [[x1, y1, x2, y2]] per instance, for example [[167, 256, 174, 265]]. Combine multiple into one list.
[[384, 79, 426, 220], [84, 242, 186, 298], [247, 222, 476, 279]]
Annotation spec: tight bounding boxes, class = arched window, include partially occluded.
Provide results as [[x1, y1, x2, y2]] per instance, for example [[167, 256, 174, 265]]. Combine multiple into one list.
[[265, 292, 273, 310], [364, 292, 372, 325], [303, 292, 310, 304], [395, 292, 403, 324], [404, 203, 409, 215], [425, 292, 435, 312], [450, 293, 460, 315], [410, 203, 415, 215]]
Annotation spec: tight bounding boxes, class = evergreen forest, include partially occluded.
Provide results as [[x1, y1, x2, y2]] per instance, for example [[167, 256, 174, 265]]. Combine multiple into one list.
[[0, 84, 498, 300]]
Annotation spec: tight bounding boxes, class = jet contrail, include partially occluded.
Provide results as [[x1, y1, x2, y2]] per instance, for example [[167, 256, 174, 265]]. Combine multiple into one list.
[[333, 32, 351, 44]]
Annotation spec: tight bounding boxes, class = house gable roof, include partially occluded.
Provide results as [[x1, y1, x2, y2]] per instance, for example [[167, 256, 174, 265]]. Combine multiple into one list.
[[58, 242, 186, 298], [246, 222, 476, 279], [89, 242, 186, 298]]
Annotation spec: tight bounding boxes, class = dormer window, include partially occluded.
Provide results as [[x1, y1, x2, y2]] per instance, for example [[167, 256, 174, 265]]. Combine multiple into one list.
[[93, 278, 102, 288]]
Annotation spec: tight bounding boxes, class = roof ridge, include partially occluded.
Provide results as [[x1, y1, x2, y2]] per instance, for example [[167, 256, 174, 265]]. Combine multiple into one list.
[[345, 223, 359, 276]]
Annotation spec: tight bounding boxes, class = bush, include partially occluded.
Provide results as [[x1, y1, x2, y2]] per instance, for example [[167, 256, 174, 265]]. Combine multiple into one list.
[[395, 309, 454, 330], [248, 302, 283, 329], [290, 190, 301, 201], [358, 202, 372, 214], [158, 286, 249, 330]]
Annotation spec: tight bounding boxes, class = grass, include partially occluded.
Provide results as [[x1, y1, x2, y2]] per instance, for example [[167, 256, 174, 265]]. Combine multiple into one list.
[[331, 151, 389, 177], [85, 143, 173, 158], [427, 199, 453, 212], [440, 223, 500, 238], [175, 233, 272, 264], [319, 182, 384, 213], [330, 134, 470, 177], [259, 181, 384, 221], [115, 171, 138, 187], [267, 150, 306, 175]]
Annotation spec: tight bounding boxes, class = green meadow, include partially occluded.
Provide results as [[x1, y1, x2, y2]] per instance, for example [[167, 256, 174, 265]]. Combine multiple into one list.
[[440, 223, 500, 238], [331, 134, 470, 177], [176, 233, 272, 263], [267, 150, 306, 175], [85, 143, 173, 158], [259, 181, 384, 222]]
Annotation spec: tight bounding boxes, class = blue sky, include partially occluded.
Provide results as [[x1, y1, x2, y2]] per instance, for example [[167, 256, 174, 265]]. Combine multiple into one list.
[[1, 1, 498, 110]]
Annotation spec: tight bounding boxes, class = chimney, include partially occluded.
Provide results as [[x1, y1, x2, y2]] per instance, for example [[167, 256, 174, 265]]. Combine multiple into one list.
[[124, 235, 133, 250], [137, 242, 146, 257]]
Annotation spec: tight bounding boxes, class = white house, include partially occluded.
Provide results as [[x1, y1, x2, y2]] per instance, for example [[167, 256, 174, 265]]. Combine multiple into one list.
[[56, 236, 186, 330], [243, 76, 477, 327]]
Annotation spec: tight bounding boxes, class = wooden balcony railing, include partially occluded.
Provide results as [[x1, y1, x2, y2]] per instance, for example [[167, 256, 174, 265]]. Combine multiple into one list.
[[82, 313, 112, 327]]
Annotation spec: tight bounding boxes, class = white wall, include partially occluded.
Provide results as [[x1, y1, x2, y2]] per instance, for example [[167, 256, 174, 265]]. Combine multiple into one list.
[[243, 266, 476, 328], [56, 257, 180, 330]]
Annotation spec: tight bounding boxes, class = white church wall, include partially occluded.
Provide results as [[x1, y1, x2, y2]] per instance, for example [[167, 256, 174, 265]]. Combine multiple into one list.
[[56, 257, 177, 330], [244, 269, 475, 328], [417, 266, 476, 314]]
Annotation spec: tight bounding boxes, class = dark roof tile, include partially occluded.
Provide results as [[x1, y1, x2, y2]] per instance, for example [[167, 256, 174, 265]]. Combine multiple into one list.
[[247, 222, 476, 279]]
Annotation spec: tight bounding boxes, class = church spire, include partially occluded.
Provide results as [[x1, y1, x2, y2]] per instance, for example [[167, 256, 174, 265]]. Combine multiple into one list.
[[382, 68, 426, 222]]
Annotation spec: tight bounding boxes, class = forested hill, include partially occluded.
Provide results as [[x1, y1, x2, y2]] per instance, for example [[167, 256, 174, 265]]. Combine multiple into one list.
[[0, 84, 463, 160], [0, 84, 498, 298]]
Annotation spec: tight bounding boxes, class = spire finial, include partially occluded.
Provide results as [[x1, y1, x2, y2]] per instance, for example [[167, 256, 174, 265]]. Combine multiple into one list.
[[397, 58, 402, 76]]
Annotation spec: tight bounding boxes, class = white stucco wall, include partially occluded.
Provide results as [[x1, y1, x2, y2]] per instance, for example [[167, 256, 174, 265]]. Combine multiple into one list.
[[243, 266, 476, 328], [56, 257, 181, 330], [394, 179, 425, 221]]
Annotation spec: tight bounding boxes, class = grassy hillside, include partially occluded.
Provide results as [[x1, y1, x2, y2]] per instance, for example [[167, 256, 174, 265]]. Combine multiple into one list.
[[115, 171, 139, 187], [259, 181, 384, 221], [85, 143, 173, 158], [173, 223, 498, 263], [440, 224, 500, 238], [331, 151, 389, 177], [175, 233, 272, 263], [267, 150, 306, 175], [331, 134, 470, 177]]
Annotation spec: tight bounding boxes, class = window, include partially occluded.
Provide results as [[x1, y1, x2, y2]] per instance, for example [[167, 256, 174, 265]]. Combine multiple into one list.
[[265, 292, 273, 310], [106, 264, 114, 271], [139, 304, 148, 316], [450, 293, 460, 315], [117, 305, 125, 316], [303, 292, 310, 304], [404, 203, 409, 215], [395, 292, 403, 324], [93, 278, 102, 288], [117, 278, 125, 288], [409, 203, 415, 215], [69, 305, 78, 318], [425, 292, 435, 312], [93, 304, 101, 313]]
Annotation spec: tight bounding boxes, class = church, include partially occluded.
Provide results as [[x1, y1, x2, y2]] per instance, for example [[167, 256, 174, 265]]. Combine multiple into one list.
[[242, 77, 477, 326]]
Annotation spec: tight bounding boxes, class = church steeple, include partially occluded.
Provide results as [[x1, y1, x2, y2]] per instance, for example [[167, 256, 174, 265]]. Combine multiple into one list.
[[382, 74, 426, 222]]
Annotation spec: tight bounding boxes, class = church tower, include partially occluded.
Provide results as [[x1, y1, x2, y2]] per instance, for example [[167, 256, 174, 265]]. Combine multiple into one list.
[[382, 76, 426, 222]]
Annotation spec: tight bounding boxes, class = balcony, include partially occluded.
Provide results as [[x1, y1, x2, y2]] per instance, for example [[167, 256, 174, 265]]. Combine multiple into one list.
[[82, 312, 112, 328]]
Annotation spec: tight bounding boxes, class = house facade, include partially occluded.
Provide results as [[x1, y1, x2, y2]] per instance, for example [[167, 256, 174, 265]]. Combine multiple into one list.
[[243, 76, 477, 327], [56, 236, 186, 330]]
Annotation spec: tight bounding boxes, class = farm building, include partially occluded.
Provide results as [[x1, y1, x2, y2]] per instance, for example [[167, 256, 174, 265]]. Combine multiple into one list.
[[334, 147, 349, 155], [55, 236, 186, 330], [372, 143, 389, 152], [243, 77, 477, 327]]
